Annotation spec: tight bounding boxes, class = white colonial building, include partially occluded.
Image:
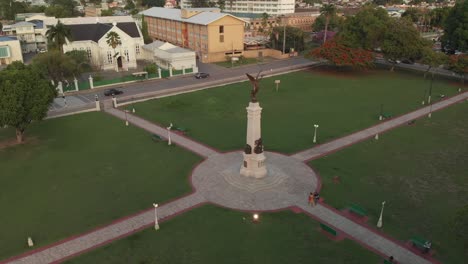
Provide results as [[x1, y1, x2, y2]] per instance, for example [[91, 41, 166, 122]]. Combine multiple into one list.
[[142, 40, 197, 71], [180, 0, 295, 15], [62, 17, 144, 71]]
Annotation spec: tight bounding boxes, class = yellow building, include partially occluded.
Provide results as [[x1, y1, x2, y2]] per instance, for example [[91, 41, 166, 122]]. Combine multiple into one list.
[[141, 7, 246, 63], [0, 36, 24, 66]]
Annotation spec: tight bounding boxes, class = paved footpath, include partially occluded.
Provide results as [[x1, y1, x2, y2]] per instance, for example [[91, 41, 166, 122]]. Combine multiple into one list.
[[299, 202, 433, 264], [105, 108, 219, 158], [1, 193, 207, 264], [292, 91, 468, 161]]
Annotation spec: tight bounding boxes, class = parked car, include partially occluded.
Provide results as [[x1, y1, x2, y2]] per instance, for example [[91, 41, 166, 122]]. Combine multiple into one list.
[[195, 72, 209, 79], [104, 88, 123, 96]]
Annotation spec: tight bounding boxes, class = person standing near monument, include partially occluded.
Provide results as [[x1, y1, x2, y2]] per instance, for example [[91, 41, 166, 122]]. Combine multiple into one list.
[[309, 192, 315, 206]]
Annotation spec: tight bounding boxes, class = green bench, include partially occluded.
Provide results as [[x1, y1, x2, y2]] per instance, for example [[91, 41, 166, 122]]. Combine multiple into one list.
[[348, 204, 368, 217], [151, 134, 164, 142], [173, 127, 188, 133], [320, 223, 337, 236], [410, 236, 431, 253]]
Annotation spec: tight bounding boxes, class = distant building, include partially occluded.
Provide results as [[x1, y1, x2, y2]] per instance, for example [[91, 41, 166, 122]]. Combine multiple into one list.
[[85, 6, 102, 17], [142, 40, 197, 71], [62, 18, 145, 71], [1, 21, 44, 53], [14, 13, 45, 22], [245, 12, 319, 33], [181, 0, 295, 15], [164, 0, 177, 8], [141, 7, 246, 63], [0, 36, 24, 65]]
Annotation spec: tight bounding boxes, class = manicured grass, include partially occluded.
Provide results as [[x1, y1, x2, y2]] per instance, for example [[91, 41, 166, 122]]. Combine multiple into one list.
[[215, 57, 260, 68], [310, 102, 468, 264], [66, 205, 381, 264], [0, 112, 201, 260], [130, 69, 460, 153]]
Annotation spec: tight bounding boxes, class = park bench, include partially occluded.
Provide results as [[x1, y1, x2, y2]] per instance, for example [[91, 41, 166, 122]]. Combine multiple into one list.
[[348, 204, 368, 217], [151, 134, 164, 142], [320, 223, 337, 236], [132, 71, 148, 80], [438, 94, 445, 99], [410, 236, 431, 253], [382, 113, 393, 119], [173, 127, 188, 133]]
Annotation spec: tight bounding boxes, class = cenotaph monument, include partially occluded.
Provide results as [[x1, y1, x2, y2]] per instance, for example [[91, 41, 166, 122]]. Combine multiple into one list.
[[240, 73, 267, 178]]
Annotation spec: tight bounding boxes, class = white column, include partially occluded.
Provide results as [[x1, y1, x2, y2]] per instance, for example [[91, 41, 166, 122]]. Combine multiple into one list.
[[89, 75, 94, 89], [95, 97, 101, 111], [57, 81, 64, 95], [182, 66, 185, 75], [74, 78, 79, 91], [153, 203, 160, 230], [158, 68, 161, 79], [112, 96, 117, 108], [169, 67, 173, 77], [240, 102, 267, 178]]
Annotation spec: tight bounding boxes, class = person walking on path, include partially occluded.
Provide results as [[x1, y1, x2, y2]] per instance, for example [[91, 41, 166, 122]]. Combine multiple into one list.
[[313, 191, 320, 204], [308, 192, 315, 206]]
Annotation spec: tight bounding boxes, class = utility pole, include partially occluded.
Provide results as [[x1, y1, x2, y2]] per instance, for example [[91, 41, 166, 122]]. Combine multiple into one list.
[[282, 15, 286, 55]]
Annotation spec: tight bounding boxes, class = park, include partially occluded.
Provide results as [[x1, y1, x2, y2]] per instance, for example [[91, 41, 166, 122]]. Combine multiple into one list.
[[0, 66, 467, 264]]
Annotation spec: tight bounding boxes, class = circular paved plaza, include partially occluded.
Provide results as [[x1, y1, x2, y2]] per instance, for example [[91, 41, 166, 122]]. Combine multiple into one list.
[[191, 151, 318, 211]]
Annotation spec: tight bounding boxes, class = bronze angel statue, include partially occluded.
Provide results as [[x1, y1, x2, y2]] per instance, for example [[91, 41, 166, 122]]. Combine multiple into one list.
[[246, 71, 263, 102]]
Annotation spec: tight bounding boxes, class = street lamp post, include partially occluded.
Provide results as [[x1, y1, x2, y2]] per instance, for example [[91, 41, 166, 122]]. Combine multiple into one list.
[[132, 97, 135, 113], [379, 104, 383, 121], [281, 15, 286, 55], [313, 124, 319, 143], [428, 74, 434, 118], [124, 110, 129, 126], [167, 123, 173, 145], [377, 201, 386, 228], [152, 203, 160, 230]]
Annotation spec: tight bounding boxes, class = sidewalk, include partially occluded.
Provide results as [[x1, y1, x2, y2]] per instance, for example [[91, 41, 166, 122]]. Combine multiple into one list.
[[291, 91, 468, 161]]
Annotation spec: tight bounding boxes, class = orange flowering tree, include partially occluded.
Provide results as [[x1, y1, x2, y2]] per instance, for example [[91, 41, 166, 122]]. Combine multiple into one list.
[[310, 39, 374, 69]]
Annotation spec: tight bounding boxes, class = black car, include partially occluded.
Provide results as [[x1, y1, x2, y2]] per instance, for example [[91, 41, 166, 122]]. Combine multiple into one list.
[[104, 88, 123, 96], [195, 72, 209, 79]]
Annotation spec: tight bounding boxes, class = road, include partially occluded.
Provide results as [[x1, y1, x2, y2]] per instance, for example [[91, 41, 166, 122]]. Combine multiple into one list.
[[48, 57, 316, 115]]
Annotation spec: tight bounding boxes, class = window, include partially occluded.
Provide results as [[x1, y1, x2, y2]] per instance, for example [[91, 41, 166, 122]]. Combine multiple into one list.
[[124, 50, 129, 62], [86, 47, 91, 59], [107, 51, 113, 64], [219, 25, 224, 34], [135, 44, 140, 55], [219, 35, 224, 43]]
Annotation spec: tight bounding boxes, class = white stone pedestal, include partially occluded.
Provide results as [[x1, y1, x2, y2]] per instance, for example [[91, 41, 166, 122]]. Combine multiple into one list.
[[240, 102, 267, 178]]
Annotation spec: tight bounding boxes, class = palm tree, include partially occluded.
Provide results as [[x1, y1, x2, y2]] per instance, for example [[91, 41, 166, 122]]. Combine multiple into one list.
[[106, 31, 122, 70], [46, 20, 71, 53], [320, 4, 336, 44]]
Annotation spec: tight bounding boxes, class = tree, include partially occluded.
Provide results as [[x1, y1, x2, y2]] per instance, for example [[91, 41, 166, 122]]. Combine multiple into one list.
[[260, 13, 270, 34], [442, 1, 468, 53], [0, 62, 56, 143], [382, 19, 430, 71], [310, 38, 374, 68], [101, 9, 114, 16], [447, 54, 468, 87], [141, 16, 152, 44], [338, 6, 390, 50], [190, 0, 209, 7], [430, 7, 450, 28], [142, 0, 165, 7], [270, 26, 305, 52], [46, 20, 72, 53], [124, 0, 135, 10], [320, 4, 336, 44], [420, 48, 448, 79], [32, 50, 88, 85], [218, 0, 225, 10], [402, 7, 421, 23], [106, 31, 122, 68], [45, 0, 77, 17], [312, 13, 343, 32]]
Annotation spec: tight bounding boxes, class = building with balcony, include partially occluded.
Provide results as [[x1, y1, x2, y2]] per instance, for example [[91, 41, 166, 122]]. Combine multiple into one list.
[[141, 7, 246, 62]]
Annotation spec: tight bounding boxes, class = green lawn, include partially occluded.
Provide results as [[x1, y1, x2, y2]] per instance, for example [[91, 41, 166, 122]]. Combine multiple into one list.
[[310, 102, 468, 264], [66, 205, 381, 264], [215, 57, 260, 68], [130, 69, 460, 153], [0, 112, 201, 260]]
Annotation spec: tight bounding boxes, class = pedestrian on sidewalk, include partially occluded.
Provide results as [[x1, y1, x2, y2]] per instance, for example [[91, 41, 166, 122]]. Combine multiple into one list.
[[313, 191, 320, 204], [308, 192, 315, 206]]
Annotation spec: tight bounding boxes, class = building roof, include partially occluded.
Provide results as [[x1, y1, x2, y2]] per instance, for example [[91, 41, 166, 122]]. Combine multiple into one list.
[[67, 22, 140, 42], [141, 7, 245, 25], [11, 21, 36, 27], [143, 40, 193, 54], [0, 36, 18, 42], [28, 20, 44, 29], [60, 16, 135, 25]]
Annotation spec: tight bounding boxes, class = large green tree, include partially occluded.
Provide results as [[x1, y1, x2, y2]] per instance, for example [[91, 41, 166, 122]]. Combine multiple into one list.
[[46, 20, 72, 53], [382, 19, 430, 71], [45, 0, 77, 17], [442, 1, 468, 52], [0, 62, 56, 143], [142, 0, 165, 7], [338, 6, 390, 50], [270, 26, 305, 52], [447, 54, 468, 87], [32, 50, 90, 85], [312, 12, 343, 33], [320, 4, 336, 44], [420, 48, 448, 78]]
